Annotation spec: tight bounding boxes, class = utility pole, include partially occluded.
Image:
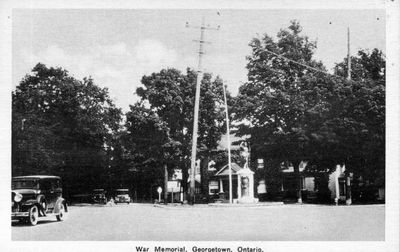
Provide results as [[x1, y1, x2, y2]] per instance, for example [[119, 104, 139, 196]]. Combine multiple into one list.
[[347, 27, 351, 80], [222, 83, 232, 204], [186, 17, 219, 204]]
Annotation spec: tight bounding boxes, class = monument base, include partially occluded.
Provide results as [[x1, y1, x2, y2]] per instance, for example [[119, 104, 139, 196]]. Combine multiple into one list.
[[237, 196, 259, 204]]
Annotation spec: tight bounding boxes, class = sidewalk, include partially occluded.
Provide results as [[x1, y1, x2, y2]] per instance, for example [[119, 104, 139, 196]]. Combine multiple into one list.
[[154, 201, 283, 209], [153, 202, 384, 209]]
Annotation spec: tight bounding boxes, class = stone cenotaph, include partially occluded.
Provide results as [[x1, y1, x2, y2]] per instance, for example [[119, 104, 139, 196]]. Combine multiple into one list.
[[236, 142, 258, 204]]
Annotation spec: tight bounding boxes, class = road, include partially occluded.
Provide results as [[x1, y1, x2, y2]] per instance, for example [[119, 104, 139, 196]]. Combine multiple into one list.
[[12, 203, 384, 241]]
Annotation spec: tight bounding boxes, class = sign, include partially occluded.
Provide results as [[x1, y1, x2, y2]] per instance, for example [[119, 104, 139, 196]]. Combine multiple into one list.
[[167, 181, 180, 192], [209, 180, 219, 190], [157, 186, 162, 202]]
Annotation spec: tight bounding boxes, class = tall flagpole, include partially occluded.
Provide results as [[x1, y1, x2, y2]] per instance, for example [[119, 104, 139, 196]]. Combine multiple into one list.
[[222, 83, 232, 204]]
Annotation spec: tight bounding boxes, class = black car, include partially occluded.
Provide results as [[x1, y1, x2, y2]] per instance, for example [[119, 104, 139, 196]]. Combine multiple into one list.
[[11, 175, 68, 226], [92, 189, 107, 204], [114, 189, 131, 204]]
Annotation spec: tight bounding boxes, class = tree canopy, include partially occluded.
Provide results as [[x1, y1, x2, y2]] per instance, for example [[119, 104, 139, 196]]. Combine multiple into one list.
[[12, 63, 122, 195], [234, 21, 330, 167], [330, 49, 385, 185], [11, 21, 385, 203], [122, 68, 230, 196], [233, 20, 385, 198]]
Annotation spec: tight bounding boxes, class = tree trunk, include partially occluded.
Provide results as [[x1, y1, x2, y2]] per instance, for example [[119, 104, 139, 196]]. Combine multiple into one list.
[[200, 156, 209, 203], [181, 162, 188, 202], [164, 164, 168, 204]]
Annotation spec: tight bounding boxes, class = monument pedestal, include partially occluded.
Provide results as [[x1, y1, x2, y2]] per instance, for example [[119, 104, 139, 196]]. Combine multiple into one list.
[[236, 166, 258, 204]]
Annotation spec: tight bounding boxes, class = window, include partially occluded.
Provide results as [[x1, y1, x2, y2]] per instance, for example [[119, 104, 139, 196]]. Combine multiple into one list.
[[52, 179, 61, 189], [41, 180, 52, 191], [12, 179, 39, 190]]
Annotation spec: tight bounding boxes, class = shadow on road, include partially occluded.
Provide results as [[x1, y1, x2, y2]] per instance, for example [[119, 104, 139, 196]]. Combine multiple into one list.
[[11, 219, 60, 227]]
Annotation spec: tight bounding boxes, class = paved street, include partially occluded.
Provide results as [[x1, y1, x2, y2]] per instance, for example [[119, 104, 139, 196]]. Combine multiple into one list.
[[12, 203, 384, 241]]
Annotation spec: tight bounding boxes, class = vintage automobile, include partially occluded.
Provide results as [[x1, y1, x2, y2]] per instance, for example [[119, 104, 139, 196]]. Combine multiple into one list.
[[114, 189, 131, 204], [92, 189, 107, 204], [11, 175, 68, 226]]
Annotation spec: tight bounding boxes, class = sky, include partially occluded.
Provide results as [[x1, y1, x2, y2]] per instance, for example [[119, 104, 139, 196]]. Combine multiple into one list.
[[12, 9, 385, 112]]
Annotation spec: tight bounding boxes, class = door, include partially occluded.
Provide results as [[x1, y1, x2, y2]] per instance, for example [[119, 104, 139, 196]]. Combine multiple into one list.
[[41, 179, 58, 209]]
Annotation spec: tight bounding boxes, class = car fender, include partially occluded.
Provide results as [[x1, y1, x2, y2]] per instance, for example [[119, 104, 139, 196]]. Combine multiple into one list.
[[36, 195, 47, 210], [36, 195, 46, 204], [20, 200, 43, 212], [54, 198, 68, 214]]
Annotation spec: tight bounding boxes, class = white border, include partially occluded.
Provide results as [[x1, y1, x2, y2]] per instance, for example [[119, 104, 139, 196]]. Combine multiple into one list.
[[0, 0, 398, 252]]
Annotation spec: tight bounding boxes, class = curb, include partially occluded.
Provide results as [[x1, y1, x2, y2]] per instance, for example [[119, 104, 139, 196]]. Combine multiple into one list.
[[153, 202, 285, 209], [153, 203, 385, 209]]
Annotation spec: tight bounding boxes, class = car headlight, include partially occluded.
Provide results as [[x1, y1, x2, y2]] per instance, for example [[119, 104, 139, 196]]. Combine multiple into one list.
[[14, 193, 23, 202]]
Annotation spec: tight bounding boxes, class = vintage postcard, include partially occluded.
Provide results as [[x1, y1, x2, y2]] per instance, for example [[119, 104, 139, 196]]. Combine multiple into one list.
[[0, 0, 398, 252]]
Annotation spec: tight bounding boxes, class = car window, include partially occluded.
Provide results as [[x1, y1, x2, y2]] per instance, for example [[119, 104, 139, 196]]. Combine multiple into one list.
[[12, 179, 39, 189], [52, 179, 61, 189], [41, 180, 52, 190]]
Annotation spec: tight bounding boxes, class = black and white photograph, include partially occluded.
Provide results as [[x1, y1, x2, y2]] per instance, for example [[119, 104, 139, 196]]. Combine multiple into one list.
[[1, 0, 399, 252]]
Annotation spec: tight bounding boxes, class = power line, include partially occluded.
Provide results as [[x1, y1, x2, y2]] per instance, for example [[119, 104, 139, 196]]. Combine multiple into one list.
[[263, 49, 346, 80]]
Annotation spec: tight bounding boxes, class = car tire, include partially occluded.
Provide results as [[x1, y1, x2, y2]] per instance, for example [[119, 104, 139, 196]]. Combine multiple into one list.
[[28, 205, 39, 226], [56, 203, 66, 221]]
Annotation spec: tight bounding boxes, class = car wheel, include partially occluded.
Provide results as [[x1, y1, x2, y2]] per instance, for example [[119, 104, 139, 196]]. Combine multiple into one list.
[[56, 203, 66, 221], [28, 205, 39, 226]]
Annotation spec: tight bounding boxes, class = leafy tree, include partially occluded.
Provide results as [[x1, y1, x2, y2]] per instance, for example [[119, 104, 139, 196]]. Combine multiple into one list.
[[234, 20, 385, 203], [330, 50, 385, 189], [129, 68, 229, 199], [234, 20, 331, 202], [12, 63, 122, 196], [120, 103, 176, 200], [334, 49, 385, 83]]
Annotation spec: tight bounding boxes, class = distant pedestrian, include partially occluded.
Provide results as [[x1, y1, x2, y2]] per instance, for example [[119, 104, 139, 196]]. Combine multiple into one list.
[[107, 197, 115, 206]]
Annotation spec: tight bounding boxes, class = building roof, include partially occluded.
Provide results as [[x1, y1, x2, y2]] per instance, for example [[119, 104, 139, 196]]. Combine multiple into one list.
[[13, 175, 61, 180], [214, 163, 243, 177]]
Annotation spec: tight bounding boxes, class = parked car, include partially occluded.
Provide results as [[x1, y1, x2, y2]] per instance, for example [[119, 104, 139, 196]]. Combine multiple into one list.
[[92, 189, 107, 204], [114, 189, 131, 204], [11, 175, 68, 226]]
